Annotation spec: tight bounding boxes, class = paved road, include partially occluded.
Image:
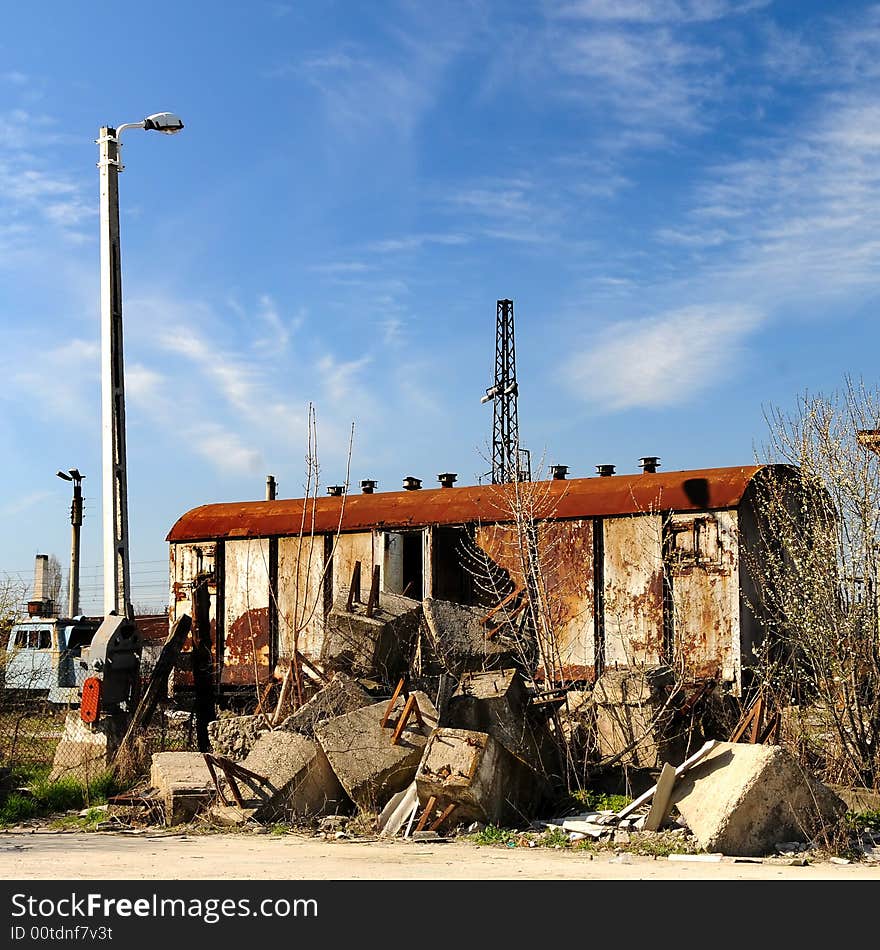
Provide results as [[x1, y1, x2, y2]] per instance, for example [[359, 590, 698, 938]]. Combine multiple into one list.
[[2, 830, 880, 880]]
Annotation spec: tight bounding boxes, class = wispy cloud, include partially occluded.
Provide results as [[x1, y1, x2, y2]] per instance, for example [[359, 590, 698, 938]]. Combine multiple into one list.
[[552, 0, 769, 23], [367, 233, 469, 253], [564, 305, 762, 411]]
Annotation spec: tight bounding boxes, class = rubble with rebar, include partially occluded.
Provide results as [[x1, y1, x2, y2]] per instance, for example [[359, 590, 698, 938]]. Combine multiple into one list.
[[98, 588, 849, 858]]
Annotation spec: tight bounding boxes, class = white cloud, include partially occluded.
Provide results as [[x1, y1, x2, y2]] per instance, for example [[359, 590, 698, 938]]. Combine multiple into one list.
[[551, 0, 769, 23], [193, 423, 264, 474], [564, 305, 762, 411]]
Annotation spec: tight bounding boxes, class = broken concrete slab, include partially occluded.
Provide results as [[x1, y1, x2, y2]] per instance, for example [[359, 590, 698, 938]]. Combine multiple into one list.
[[415, 727, 545, 826], [231, 730, 348, 822], [278, 671, 371, 738], [150, 752, 216, 825], [48, 714, 110, 785], [315, 690, 438, 812], [671, 741, 847, 857], [446, 668, 552, 774], [421, 598, 517, 676], [593, 666, 686, 769], [208, 713, 270, 760], [321, 589, 422, 681]]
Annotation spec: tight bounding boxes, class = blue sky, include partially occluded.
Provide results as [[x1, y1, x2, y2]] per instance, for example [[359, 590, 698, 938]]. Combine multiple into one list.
[[3, 0, 880, 612]]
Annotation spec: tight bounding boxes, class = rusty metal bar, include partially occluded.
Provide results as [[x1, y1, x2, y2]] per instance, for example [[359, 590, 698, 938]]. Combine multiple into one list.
[[390, 694, 421, 745], [480, 586, 523, 626], [381, 678, 408, 728], [429, 803, 456, 832], [203, 753, 230, 806], [365, 565, 380, 617], [414, 796, 437, 833], [346, 560, 362, 611], [486, 597, 527, 639]]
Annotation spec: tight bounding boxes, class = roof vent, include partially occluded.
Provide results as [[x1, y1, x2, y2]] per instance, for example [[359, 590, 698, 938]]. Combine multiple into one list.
[[403, 476, 422, 491], [550, 464, 569, 480], [265, 474, 277, 501], [639, 456, 660, 474], [438, 472, 458, 488], [596, 464, 615, 477], [327, 485, 345, 497], [360, 479, 377, 494]]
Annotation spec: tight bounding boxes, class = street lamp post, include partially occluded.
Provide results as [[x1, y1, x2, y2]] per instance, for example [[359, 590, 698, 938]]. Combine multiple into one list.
[[97, 112, 183, 619], [56, 469, 84, 617]]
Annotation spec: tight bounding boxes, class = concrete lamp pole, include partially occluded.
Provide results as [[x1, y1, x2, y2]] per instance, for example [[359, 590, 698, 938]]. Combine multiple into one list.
[[56, 468, 84, 617], [97, 112, 183, 619]]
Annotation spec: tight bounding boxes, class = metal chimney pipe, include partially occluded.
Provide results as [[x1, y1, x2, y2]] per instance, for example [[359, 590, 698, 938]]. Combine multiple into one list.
[[596, 464, 616, 477], [438, 472, 458, 488], [360, 479, 377, 494], [266, 474, 277, 500], [639, 457, 660, 474], [550, 464, 569, 480]]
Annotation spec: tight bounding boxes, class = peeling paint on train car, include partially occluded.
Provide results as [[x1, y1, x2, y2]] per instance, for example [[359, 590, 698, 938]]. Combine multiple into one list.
[[331, 532, 374, 600], [277, 534, 326, 664], [536, 519, 595, 681], [603, 515, 664, 667], [667, 509, 740, 683], [223, 539, 270, 686]]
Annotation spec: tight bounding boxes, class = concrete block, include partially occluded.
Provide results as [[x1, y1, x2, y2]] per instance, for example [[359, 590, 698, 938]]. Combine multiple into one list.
[[150, 752, 216, 825], [315, 691, 438, 812], [671, 741, 847, 856], [235, 730, 348, 821], [279, 671, 371, 738], [208, 713, 269, 760], [593, 666, 685, 769], [47, 713, 110, 785], [421, 598, 517, 676], [415, 727, 543, 826], [446, 668, 552, 773], [321, 589, 422, 681]]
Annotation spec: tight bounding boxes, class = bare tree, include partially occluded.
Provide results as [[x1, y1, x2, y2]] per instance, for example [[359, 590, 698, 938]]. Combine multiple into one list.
[[745, 376, 880, 789]]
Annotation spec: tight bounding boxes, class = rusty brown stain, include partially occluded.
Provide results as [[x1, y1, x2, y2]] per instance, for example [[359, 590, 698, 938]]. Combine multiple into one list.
[[167, 465, 768, 541], [222, 606, 270, 686]]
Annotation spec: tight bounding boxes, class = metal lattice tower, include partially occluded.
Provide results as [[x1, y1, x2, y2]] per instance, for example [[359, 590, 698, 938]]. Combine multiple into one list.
[[483, 298, 530, 483]]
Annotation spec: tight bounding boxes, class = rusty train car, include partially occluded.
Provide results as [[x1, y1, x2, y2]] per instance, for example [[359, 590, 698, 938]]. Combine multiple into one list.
[[166, 463, 796, 697]]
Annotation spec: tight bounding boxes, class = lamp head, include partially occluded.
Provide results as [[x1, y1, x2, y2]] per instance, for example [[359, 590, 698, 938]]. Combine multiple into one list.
[[56, 471, 72, 481], [143, 112, 184, 134]]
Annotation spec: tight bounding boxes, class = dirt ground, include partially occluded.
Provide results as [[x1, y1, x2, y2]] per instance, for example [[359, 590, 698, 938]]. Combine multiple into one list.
[[2, 830, 880, 880]]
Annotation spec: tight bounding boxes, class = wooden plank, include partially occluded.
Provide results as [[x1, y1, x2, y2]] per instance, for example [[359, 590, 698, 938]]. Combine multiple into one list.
[[479, 587, 523, 626], [616, 740, 719, 819], [365, 565, 380, 618], [346, 561, 362, 611], [642, 762, 677, 832]]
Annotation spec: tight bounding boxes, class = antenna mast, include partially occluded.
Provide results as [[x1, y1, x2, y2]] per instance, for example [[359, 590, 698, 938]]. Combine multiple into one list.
[[481, 298, 530, 483]]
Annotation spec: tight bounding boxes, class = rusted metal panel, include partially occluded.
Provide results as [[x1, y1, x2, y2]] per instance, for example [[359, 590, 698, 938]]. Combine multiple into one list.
[[223, 539, 270, 686], [330, 532, 373, 602], [474, 523, 527, 593], [167, 466, 767, 541], [603, 515, 664, 667], [535, 519, 595, 681], [666, 509, 740, 683], [276, 534, 326, 665]]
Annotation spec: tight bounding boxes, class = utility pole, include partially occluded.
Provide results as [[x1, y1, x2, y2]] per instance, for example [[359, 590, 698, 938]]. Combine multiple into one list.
[[97, 112, 183, 619], [56, 469, 84, 617], [481, 298, 530, 483], [98, 125, 132, 619]]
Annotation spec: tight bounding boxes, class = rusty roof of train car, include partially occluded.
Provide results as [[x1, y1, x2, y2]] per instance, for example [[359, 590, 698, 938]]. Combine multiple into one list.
[[166, 465, 780, 542]]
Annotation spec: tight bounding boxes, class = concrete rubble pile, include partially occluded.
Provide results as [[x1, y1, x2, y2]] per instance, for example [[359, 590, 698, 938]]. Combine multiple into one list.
[[128, 594, 848, 856]]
